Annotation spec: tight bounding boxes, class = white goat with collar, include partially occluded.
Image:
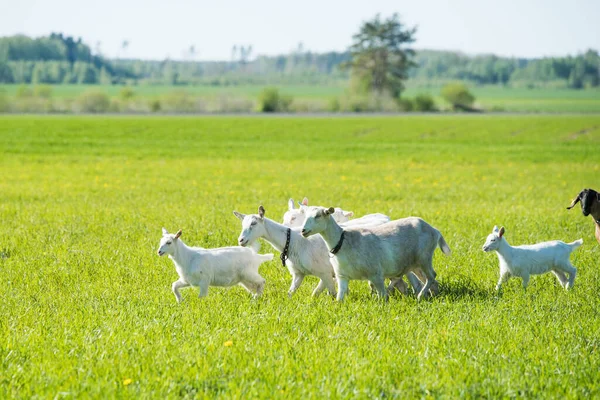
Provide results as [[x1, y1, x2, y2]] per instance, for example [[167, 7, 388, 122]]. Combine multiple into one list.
[[157, 228, 272, 302], [301, 206, 450, 301], [234, 206, 336, 298], [284, 198, 432, 296], [482, 226, 581, 291]]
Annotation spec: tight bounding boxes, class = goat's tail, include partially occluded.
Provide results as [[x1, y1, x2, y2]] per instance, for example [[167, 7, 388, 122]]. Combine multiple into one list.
[[438, 233, 452, 256], [567, 239, 583, 251]]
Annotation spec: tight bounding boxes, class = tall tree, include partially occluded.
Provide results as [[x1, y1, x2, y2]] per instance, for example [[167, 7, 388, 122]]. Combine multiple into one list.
[[348, 13, 417, 97]]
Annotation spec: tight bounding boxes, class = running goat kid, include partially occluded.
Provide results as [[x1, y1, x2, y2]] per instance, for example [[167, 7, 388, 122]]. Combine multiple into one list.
[[157, 228, 272, 302], [482, 226, 581, 291]]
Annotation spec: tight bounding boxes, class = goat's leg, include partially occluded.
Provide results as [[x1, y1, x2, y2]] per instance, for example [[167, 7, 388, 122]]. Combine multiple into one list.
[[388, 278, 407, 295], [336, 277, 349, 302], [371, 275, 388, 302], [496, 271, 511, 291], [325, 274, 337, 297], [551, 270, 569, 288], [172, 279, 190, 303], [254, 279, 265, 299], [521, 273, 530, 290], [561, 262, 577, 290], [407, 272, 424, 294], [313, 273, 337, 297], [288, 273, 305, 298], [367, 281, 380, 295], [198, 280, 210, 298], [413, 268, 439, 296], [311, 280, 326, 297], [417, 259, 437, 301], [241, 273, 266, 299]]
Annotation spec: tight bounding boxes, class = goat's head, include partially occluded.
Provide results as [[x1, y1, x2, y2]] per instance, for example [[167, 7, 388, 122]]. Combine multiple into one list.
[[567, 188, 599, 217], [157, 228, 182, 256], [482, 225, 505, 252], [331, 208, 354, 223], [282, 198, 306, 228], [301, 206, 335, 237], [234, 205, 267, 247]]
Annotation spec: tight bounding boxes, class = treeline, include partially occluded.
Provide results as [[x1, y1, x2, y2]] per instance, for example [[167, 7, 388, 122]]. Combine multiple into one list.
[[111, 51, 351, 85], [0, 34, 133, 84], [411, 50, 600, 89], [1, 34, 599, 88]]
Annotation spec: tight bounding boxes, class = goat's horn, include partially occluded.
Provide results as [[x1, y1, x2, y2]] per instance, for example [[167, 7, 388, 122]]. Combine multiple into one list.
[[566, 196, 581, 210]]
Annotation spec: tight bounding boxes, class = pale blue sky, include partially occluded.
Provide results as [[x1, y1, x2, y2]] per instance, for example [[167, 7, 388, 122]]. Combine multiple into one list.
[[1, 0, 598, 60]]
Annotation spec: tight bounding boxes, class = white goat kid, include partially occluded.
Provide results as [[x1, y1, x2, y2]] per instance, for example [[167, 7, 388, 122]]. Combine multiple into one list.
[[235, 206, 337, 298], [482, 226, 581, 291], [301, 206, 451, 301], [157, 228, 272, 302]]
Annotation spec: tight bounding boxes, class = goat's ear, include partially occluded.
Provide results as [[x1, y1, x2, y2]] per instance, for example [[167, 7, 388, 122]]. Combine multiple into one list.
[[343, 211, 354, 218], [566, 195, 581, 210], [233, 211, 245, 221], [162, 227, 169, 235], [301, 197, 309, 206], [258, 205, 266, 219], [326, 207, 335, 215], [493, 225, 499, 233], [498, 227, 505, 238], [174, 229, 182, 239], [288, 198, 295, 211]]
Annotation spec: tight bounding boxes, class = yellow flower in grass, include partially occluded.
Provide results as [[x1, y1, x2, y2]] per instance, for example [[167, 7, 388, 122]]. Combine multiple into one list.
[[224, 340, 233, 347], [123, 378, 133, 386]]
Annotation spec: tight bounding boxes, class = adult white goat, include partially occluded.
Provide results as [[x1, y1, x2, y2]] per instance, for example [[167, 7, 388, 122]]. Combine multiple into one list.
[[234, 206, 337, 297], [482, 226, 581, 291], [283, 198, 429, 296], [301, 206, 451, 301], [157, 228, 272, 302]]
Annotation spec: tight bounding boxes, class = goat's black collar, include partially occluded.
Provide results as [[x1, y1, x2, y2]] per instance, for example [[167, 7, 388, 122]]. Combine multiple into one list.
[[330, 230, 345, 255], [280, 228, 291, 267]]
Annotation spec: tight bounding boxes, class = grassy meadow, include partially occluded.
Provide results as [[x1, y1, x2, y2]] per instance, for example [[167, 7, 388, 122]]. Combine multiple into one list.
[[1, 115, 600, 398], [1, 83, 599, 113]]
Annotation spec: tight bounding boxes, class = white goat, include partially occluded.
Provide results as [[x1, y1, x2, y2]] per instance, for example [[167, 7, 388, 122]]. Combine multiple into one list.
[[157, 228, 272, 302], [482, 226, 581, 291], [301, 206, 451, 301], [234, 206, 337, 297], [283, 197, 391, 229], [282, 197, 309, 228], [282, 198, 426, 295]]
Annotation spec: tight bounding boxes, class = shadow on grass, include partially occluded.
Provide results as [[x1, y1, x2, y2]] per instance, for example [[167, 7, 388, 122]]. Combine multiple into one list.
[[387, 274, 492, 301], [435, 275, 492, 301]]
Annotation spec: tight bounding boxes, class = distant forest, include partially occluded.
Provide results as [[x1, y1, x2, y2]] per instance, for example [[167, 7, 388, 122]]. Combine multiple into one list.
[[1, 33, 599, 89]]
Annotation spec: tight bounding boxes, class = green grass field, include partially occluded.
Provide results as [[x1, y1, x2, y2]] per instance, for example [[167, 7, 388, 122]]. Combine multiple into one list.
[[0, 83, 345, 100], [1, 115, 600, 398], [403, 86, 600, 113], [2, 83, 599, 112]]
